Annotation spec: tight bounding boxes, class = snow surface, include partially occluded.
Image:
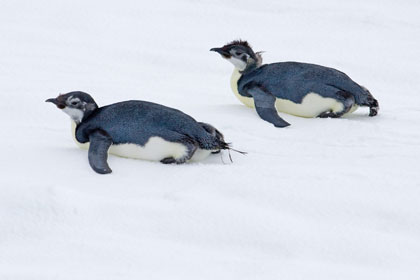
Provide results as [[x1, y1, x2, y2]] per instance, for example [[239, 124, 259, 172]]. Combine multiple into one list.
[[1, 0, 420, 279]]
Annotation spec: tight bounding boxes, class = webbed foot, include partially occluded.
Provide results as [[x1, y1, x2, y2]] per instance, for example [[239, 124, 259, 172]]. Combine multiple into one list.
[[318, 111, 341, 118], [161, 157, 176, 164]]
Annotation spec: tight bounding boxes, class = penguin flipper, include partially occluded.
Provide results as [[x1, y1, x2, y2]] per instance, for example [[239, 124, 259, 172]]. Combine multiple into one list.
[[246, 86, 291, 128], [88, 130, 113, 174]]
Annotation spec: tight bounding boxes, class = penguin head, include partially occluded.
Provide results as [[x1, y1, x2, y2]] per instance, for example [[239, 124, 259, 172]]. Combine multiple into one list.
[[210, 40, 263, 71], [46, 91, 98, 123]]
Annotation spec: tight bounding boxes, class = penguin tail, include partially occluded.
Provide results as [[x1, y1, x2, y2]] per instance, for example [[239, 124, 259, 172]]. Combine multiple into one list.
[[367, 95, 379, 117], [197, 122, 247, 159], [360, 86, 379, 117], [218, 141, 246, 154], [212, 140, 246, 163], [335, 85, 379, 117], [198, 136, 247, 163], [198, 122, 225, 152]]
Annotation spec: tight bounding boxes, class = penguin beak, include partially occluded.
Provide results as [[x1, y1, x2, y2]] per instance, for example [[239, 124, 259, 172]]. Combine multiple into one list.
[[45, 98, 66, 109], [210, 47, 231, 58], [45, 98, 57, 104]]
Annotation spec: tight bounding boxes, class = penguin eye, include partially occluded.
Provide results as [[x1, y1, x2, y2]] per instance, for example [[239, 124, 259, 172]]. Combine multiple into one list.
[[235, 51, 242, 56], [71, 101, 78, 106]]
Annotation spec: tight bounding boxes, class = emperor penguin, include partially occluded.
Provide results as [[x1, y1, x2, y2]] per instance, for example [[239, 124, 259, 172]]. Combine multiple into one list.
[[210, 40, 379, 127], [46, 91, 231, 174]]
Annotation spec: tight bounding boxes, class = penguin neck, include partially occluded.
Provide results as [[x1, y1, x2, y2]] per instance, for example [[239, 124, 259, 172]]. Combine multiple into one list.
[[71, 120, 89, 149], [82, 107, 97, 122], [241, 61, 258, 74]]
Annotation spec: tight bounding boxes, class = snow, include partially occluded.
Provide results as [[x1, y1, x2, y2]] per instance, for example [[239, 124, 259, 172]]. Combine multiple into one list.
[[1, 0, 420, 279]]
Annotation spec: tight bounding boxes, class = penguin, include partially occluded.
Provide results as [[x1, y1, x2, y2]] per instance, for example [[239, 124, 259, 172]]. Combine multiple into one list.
[[210, 40, 379, 127], [46, 91, 231, 174]]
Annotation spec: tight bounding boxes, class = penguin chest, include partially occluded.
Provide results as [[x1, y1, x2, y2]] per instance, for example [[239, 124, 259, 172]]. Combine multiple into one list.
[[70, 121, 210, 162], [230, 70, 347, 118], [230, 69, 255, 108], [71, 121, 89, 150]]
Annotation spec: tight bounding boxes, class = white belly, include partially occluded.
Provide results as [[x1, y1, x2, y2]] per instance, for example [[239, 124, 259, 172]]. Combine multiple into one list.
[[275, 94, 344, 118], [70, 121, 210, 162], [230, 69, 358, 118], [108, 138, 188, 161]]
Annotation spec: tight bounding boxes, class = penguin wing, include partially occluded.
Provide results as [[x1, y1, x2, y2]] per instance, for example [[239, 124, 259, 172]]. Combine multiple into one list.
[[246, 85, 291, 128], [88, 130, 113, 174]]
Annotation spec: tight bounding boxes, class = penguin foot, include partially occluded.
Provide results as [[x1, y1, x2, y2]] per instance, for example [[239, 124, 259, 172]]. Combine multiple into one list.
[[160, 157, 190, 164], [318, 111, 341, 118], [369, 99, 379, 116], [318, 111, 331, 118], [367, 96, 379, 117], [160, 156, 190, 164], [161, 157, 176, 164], [369, 107, 378, 117], [318, 110, 343, 118]]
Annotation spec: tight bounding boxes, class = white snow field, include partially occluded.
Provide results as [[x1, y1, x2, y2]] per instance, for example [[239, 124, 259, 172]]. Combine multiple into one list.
[[1, 0, 420, 279]]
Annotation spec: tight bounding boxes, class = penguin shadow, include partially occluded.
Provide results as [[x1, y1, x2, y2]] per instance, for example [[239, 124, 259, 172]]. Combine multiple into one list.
[[109, 151, 239, 168], [340, 111, 381, 122]]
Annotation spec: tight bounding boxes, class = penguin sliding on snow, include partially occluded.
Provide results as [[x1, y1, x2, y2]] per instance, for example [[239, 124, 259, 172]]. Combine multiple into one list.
[[211, 40, 379, 127], [46, 91, 236, 174]]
